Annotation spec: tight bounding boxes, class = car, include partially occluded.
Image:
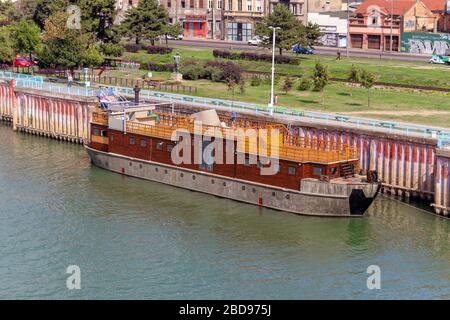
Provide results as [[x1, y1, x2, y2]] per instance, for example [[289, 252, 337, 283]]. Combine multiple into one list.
[[292, 45, 315, 54], [166, 34, 183, 40], [429, 50, 450, 65], [248, 36, 266, 46], [13, 56, 37, 68]]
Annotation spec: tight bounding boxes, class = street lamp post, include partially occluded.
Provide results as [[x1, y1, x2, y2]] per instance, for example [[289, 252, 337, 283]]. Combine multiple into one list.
[[346, 0, 350, 57], [268, 26, 280, 116]]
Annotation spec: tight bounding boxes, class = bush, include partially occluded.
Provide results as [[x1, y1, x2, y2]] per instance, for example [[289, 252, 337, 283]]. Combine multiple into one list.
[[123, 43, 142, 53], [100, 43, 124, 57], [141, 61, 174, 72], [250, 76, 262, 86], [180, 64, 205, 80], [297, 77, 313, 91], [145, 46, 173, 54], [213, 49, 300, 65], [204, 66, 223, 82]]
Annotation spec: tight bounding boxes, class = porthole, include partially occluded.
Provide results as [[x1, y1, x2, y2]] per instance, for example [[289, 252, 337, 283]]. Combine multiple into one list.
[[286, 194, 290, 200], [192, 175, 196, 180], [223, 182, 226, 187], [155, 167, 158, 172], [252, 188, 256, 193], [242, 185, 246, 191], [165, 170, 168, 174], [272, 192, 276, 197], [180, 173, 184, 178], [139, 164, 142, 169], [129, 162, 132, 167], [211, 179, 215, 184]]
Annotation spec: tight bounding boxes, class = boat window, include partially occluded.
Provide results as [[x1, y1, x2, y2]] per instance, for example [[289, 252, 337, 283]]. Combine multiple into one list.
[[93, 128, 100, 136], [330, 167, 338, 176], [167, 144, 174, 152], [244, 157, 251, 166], [129, 137, 135, 145], [101, 130, 107, 137], [288, 166, 296, 175], [140, 139, 147, 147], [156, 141, 164, 150], [313, 167, 323, 176]]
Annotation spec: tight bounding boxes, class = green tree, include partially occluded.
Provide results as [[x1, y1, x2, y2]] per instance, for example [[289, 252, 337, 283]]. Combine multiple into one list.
[[360, 69, 377, 107], [0, 26, 15, 63], [0, 0, 20, 24], [18, 0, 40, 20], [33, 0, 68, 29], [255, 4, 298, 55], [282, 77, 293, 94], [162, 23, 183, 47], [38, 12, 103, 71], [295, 22, 321, 48], [312, 62, 330, 105], [348, 64, 361, 97], [11, 20, 41, 61], [77, 0, 117, 42], [120, 0, 168, 45]]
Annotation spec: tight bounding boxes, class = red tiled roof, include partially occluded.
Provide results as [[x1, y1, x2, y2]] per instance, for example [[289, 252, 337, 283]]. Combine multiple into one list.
[[354, 0, 417, 15], [421, 0, 446, 11]]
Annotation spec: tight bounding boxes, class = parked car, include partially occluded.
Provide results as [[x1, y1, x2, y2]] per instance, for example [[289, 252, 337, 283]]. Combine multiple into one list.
[[166, 34, 183, 40], [429, 50, 450, 65], [248, 36, 267, 46], [13, 56, 37, 68], [292, 45, 315, 54]]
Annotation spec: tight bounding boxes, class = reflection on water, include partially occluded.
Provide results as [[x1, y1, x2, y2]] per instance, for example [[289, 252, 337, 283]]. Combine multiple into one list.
[[1, 124, 450, 299]]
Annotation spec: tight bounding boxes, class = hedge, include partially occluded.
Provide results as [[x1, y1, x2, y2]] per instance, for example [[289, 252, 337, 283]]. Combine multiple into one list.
[[213, 49, 300, 65], [123, 44, 142, 53], [141, 61, 175, 72], [145, 46, 173, 55]]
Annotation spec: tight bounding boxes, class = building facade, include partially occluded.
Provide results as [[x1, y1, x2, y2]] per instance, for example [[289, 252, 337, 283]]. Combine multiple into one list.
[[422, 0, 450, 33], [349, 0, 437, 51]]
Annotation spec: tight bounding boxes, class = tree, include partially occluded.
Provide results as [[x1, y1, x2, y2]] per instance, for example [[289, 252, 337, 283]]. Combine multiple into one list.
[[162, 23, 183, 47], [33, 0, 68, 29], [295, 22, 321, 48], [0, 0, 20, 24], [18, 0, 40, 21], [255, 4, 300, 55], [282, 77, 293, 94], [38, 12, 103, 71], [348, 64, 361, 97], [0, 26, 15, 63], [11, 20, 41, 61], [360, 69, 377, 107], [312, 62, 330, 105], [120, 0, 168, 45], [77, 0, 118, 42]]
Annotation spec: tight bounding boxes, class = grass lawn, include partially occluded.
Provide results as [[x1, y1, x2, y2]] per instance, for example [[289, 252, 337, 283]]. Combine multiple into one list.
[[121, 45, 450, 89], [105, 67, 450, 128]]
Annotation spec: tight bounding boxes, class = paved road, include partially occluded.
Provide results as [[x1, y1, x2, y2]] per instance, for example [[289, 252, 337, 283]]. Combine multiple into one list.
[[168, 38, 430, 63]]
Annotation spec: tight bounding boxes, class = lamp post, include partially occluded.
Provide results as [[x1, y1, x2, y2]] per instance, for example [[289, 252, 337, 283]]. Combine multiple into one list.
[[346, 0, 350, 57], [268, 26, 280, 116]]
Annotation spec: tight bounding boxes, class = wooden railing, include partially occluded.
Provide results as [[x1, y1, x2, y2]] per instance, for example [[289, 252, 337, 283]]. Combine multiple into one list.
[[92, 112, 108, 125]]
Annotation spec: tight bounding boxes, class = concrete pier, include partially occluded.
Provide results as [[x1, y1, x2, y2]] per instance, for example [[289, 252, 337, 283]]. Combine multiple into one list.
[[0, 80, 98, 143]]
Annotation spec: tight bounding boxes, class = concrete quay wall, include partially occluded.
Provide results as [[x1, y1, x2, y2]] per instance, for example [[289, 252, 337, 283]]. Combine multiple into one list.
[[0, 80, 98, 143]]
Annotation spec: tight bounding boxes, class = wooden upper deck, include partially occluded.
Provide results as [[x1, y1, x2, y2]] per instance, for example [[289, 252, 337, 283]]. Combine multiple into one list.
[[91, 110, 358, 165]]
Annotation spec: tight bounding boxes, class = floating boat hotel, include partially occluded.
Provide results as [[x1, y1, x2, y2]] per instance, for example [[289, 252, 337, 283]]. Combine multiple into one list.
[[86, 101, 381, 217]]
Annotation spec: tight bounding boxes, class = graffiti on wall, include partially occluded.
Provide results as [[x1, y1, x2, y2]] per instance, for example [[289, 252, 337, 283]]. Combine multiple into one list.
[[319, 33, 338, 47], [401, 32, 450, 54]]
